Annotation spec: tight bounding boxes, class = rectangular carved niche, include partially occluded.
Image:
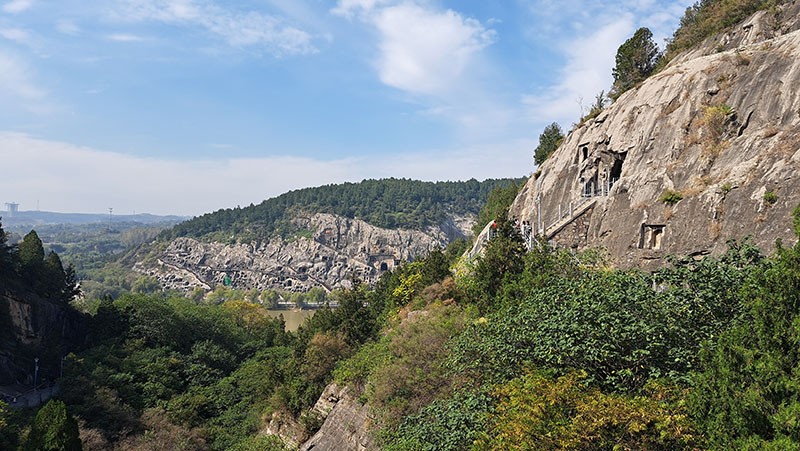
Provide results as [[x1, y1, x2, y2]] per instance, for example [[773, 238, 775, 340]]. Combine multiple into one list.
[[639, 224, 665, 250]]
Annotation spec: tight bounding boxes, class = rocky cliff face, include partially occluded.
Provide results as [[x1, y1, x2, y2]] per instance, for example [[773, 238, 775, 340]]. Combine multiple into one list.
[[299, 382, 374, 451], [0, 289, 86, 385], [506, 2, 800, 268], [136, 212, 469, 293]]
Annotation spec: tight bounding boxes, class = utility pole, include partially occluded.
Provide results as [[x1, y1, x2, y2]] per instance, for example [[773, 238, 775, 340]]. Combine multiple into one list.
[[108, 207, 113, 222]]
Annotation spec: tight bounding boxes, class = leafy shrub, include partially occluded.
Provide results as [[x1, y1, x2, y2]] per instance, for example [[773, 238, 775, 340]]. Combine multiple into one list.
[[702, 103, 734, 142], [764, 190, 778, 205], [383, 390, 491, 451], [450, 243, 759, 391], [660, 189, 684, 205], [476, 371, 701, 450]]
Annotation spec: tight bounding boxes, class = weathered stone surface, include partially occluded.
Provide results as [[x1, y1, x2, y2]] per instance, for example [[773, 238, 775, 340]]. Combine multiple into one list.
[[136, 212, 470, 293], [0, 291, 86, 385], [501, 4, 800, 269], [300, 382, 374, 451]]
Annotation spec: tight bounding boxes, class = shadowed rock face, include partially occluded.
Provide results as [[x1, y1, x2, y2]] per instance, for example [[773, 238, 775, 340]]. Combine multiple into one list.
[[0, 291, 86, 385], [136, 212, 470, 293], [507, 3, 800, 268]]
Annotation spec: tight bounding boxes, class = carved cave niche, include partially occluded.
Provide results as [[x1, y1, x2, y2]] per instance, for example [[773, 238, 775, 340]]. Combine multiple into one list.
[[610, 152, 626, 181], [575, 145, 590, 164], [639, 224, 665, 250]]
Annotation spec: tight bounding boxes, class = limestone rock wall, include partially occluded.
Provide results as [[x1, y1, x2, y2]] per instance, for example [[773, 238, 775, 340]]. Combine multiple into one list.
[[136, 212, 460, 293], [299, 382, 374, 451], [508, 3, 800, 268]]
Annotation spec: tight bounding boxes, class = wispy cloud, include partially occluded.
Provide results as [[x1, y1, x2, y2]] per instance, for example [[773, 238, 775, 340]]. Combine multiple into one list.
[[2, 0, 33, 14], [56, 19, 80, 36], [519, 1, 688, 128], [522, 16, 634, 125], [0, 27, 30, 44], [0, 49, 44, 100], [107, 33, 145, 42], [116, 0, 317, 56], [0, 132, 532, 216]]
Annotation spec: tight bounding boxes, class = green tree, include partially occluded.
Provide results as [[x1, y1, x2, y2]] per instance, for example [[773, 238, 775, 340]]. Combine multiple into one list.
[[533, 122, 565, 166], [24, 400, 82, 451], [0, 218, 13, 277], [18, 230, 45, 269], [612, 27, 661, 98], [471, 211, 526, 312], [690, 228, 800, 448]]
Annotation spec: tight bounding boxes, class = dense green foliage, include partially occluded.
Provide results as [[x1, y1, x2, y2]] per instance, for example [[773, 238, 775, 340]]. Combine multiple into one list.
[[162, 178, 523, 242], [611, 27, 661, 98], [666, 0, 788, 60], [24, 400, 82, 451], [533, 122, 564, 166], [10, 199, 800, 450], [59, 294, 295, 449], [2, 221, 178, 304], [0, 220, 80, 304], [690, 237, 800, 448]]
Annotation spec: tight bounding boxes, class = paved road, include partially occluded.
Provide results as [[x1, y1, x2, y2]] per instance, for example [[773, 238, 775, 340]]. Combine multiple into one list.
[[0, 384, 57, 409]]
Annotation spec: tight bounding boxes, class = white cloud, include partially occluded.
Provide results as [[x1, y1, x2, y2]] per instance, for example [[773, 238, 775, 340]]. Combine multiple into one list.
[[333, 1, 495, 98], [522, 15, 635, 124], [2, 0, 33, 14], [117, 0, 316, 56], [373, 3, 495, 96], [0, 132, 532, 216]]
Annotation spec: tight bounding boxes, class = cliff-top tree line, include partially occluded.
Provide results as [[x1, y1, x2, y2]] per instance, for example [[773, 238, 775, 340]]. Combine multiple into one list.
[[162, 178, 524, 243]]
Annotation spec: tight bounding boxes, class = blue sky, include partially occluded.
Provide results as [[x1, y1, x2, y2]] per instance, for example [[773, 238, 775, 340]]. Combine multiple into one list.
[[0, 0, 691, 216]]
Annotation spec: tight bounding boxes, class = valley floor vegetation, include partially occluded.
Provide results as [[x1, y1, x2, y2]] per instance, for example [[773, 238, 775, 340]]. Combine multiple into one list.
[[4, 204, 800, 450]]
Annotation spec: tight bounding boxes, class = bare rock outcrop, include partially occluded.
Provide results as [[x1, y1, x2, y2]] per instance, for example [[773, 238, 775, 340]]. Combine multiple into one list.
[[299, 382, 374, 451], [136, 212, 460, 293], [504, 3, 800, 268]]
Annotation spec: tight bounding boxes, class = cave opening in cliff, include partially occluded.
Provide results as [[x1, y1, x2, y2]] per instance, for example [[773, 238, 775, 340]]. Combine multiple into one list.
[[380, 262, 389, 271], [610, 153, 626, 181]]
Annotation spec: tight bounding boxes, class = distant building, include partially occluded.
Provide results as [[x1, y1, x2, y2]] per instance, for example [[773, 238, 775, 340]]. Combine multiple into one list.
[[4, 202, 19, 217]]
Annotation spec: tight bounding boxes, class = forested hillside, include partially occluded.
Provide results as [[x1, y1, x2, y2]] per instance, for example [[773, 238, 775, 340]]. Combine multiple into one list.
[[5, 1, 800, 449], [162, 178, 523, 242]]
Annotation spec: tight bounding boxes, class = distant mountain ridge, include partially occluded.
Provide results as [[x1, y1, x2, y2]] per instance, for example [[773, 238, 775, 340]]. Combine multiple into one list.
[[1, 210, 187, 227]]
